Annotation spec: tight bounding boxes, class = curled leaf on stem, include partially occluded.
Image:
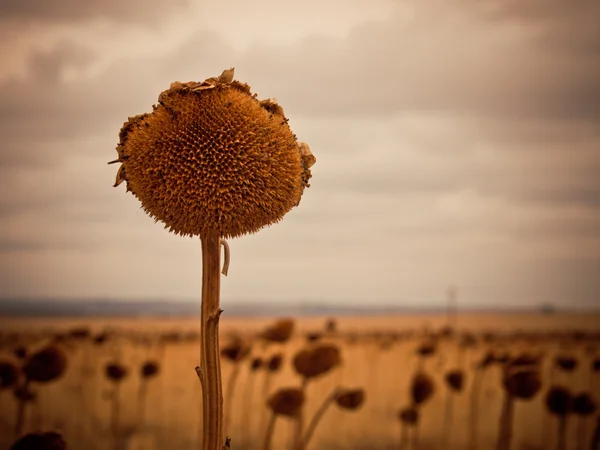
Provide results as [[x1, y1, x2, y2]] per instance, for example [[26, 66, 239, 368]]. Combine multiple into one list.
[[221, 239, 230, 276]]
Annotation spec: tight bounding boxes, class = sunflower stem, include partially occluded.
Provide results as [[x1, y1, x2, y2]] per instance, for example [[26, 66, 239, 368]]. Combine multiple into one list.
[[262, 412, 277, 450], [301, 387, 339, 448], [199, 233, 225, 450]]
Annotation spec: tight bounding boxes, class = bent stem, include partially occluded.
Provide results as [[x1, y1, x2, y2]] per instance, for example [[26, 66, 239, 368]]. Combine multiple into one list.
[[301, 387, 339, 448], [199, 233, 226, 450], [260, 371, 274, 436], [576, 416, 587, 450], [14, 379, 31, 437], [223, 363, 242, 438], [468, 370, 483, 450], [399, 423, 408, 450], [137, 378, 148, 428], [557, 416, 567, 450], [294, 379, 309, 450], [443, 390, 454, 450], [111, 383, 122, 450], [591, 416, 600, 450], [262, 412, 277, 450], [241, 368, 257, 445], [413, 422, 420, 450], [495, 393, 514, 450]]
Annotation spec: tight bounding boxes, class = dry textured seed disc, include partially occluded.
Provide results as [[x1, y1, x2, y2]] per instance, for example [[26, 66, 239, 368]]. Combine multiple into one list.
[[267, 354, 283, 372], [267, 387, 304, 417], [23, 346, 67, 383], [0, 361, 20, 389], [10, 432, 67, 450], [141, 361, 160, 378], [105, 362, 128, 382], [335, 388, 365, 410], [112, 68, 314, 238], [445, 370, 464, 392], [545, 386, 573, 416], [261, 318, 295, 343], [411, 372, 435, 405], [293, 343, 341, 380], [503, 368, 541, 400], [398, 406, 419, 425]]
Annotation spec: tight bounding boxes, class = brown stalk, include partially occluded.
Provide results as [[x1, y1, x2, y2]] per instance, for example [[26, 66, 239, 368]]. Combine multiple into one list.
[[573, 392, 597, 450], [196, 233, 227, 450], [240, 358, 261, 445], [223, 363, 242, 438], [496, 358, 542, 450], [265, 387, 305, 450], [137, 378, 148, 427], [576, 415, 587, 450], [105, 362, 128, 450], [591, 416, 600, 450], [399, 406, 419, 450], [443, 370, 464, 450], [495, 392, 514, 450], [542, 364, 558, 449], [259, 355, 283, 438], [442, 388, 454, 450], [557, 415, 568, 450], [262, 412, 277, 450], [399, 424, 408, 450], [260, 372, 274, 435], [138, 360, 160, 428], [546, 386, 573, 450], [468, 370, 484, 450], [413, 422, 420, 449], [111, 382, 122, 450], [294, 378, 309, 450], [301, 387, 339, 448], [14, 379, 31, 437]]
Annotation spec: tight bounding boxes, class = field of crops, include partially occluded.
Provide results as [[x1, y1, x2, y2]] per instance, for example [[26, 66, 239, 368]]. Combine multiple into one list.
[[1, 313, 599, 450]]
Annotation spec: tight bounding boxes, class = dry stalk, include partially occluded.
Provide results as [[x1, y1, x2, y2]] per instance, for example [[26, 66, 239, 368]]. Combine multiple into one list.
[[110, 382, 122, 450], [495, 392, 514, 450], [223, 363, 241, 438], [111, 68, 314, 450], [301, 387, 339, 448], [196, 233, 227, 450], [262, 412, 277, 450], [14, 379, 31, 437]]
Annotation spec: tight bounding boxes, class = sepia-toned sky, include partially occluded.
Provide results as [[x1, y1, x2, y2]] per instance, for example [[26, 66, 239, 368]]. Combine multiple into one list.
[[1, 0, 599, 309]]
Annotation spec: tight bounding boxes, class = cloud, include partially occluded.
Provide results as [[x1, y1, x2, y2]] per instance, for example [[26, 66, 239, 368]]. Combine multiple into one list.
[[0, 0, 598, 306], [0, 0, 191, 24], [474, 0, 600, 51], [138, 3, 600, 124], [2, 0, 598, 168]]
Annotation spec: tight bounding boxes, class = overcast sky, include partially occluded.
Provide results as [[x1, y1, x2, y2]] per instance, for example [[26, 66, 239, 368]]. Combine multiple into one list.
[[1, 0, 599, 309]]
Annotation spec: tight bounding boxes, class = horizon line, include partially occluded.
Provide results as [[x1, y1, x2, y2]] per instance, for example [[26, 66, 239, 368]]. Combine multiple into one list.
[[0, 296, 598, 313]]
